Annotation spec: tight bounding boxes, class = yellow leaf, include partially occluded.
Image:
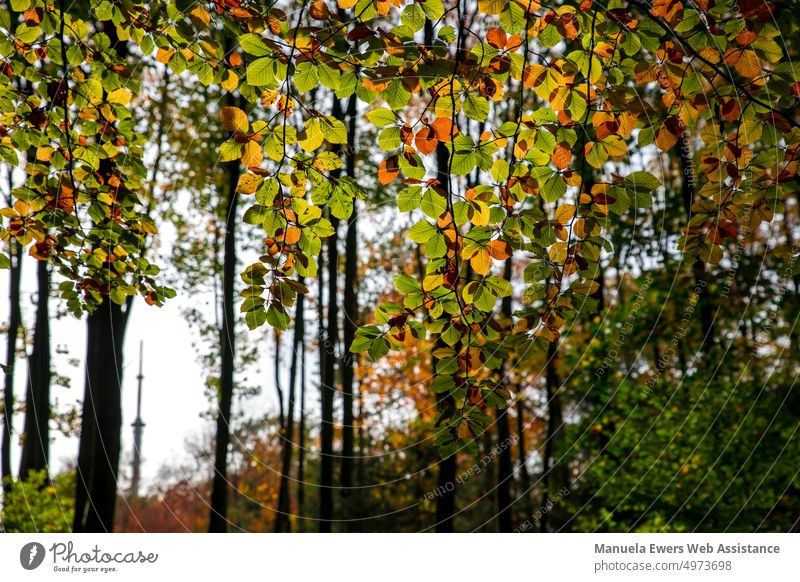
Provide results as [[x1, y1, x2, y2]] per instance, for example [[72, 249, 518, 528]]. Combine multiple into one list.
[[469, 200, 490, 226], [236, 173, 263, 194], [241, 141, 263, 169], [108, 88, 132, 105], [479, 0, 507, 14], [221, 70, 239, 93], [553, 204, 575, 225], [548, 242, 568, 263], [470, 249, 492, 275], [220, 106, 249, 134], [189, 5, 210, 29], [602, 134, 628, 157]]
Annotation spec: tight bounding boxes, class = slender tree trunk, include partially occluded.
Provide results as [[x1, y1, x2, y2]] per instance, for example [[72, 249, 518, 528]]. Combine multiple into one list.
[[275, 331, 284, 430], [19, 260, 51, 480], [319, 217, 338, 532], [296, 338, 307, 527], [275, 281, 304, 532], [515, 398, 533, 518], [208, 88, 240, 533], [540, 341, 567, 532], [495, 259, 513, 532], [340, 93, 358, 514], [2, 238, 22, 493]]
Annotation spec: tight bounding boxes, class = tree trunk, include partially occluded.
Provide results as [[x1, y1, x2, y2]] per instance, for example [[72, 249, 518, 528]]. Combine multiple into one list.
[[19, 260, 51, 480], [340, 93, 358, 512], [2, 238, 22, 493], [275, 280, 304, 532], [73, 299, 128, 532], [297, 337, 307, 527], [540, 341, 567, 532], [319, 215, 338, 531], [495, 259, 513, 532], [516, 398, 533, 518], [208, 90, 240, 533]]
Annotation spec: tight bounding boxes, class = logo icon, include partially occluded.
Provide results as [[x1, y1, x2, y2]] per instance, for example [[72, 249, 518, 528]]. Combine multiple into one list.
[[20, 542, 46, 570]]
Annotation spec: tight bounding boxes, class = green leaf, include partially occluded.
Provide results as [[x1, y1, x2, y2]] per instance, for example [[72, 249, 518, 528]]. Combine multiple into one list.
[[378, 126, 402, 150], [266, 305, 291, 330], [247, 57, 277, 87], [321, 117, 348, 144], [408, 220, 437, 243], [239, 33, 272, 57], [395, 274, 420, 293], [463, 93, 489, 122], [420, 0, 445, 20], [367, 108, 397, 127], [384, 78, 411, 109], [541, 174, 567, 203], [420, 189, 447, 218], [398, 186, 422, 212], [294, 62, 319, 93]]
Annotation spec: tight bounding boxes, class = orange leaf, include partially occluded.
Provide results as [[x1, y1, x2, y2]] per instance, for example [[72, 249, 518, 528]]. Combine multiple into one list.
[[378, 156, 400, 185], [415, 127, 438, 155], [221, 106, 249, 134], [487, 239, 511, 260], [552, 144, 572, 170], [506, 34, 523, 52], [285, 226, 301, 244], [309, 0, 330, 20], [431, 118, 457, 142], [486, 28, 507, 49]]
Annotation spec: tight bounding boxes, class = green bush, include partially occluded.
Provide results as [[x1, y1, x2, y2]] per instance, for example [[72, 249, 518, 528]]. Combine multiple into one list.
[[0, 470, 75, 533]]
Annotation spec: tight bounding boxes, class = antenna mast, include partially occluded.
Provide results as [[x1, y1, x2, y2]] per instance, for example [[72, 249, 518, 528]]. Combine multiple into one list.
[[130, 341, 145, 497]]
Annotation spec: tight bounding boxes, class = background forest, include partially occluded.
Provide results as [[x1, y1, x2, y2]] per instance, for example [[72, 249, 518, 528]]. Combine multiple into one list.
[[1, 0, 799, 533]]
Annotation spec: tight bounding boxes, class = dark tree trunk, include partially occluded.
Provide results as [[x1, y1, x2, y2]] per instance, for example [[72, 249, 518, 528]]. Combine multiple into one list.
[[2, 238, 22, 493], [319, 212, 338, 531], [73, 299, 128, 532], [434, 435, 457, 533], [19, 260, 51, 480], [275, 332, 284, 430], [516, 398, 533, 518], [208, 90, 240, 533], [275, 281, 304, 532], [495, 259, 513, 532], [297, 341, 307, 526], [540, 341, 567, 532], [340, 93, 358, 511]]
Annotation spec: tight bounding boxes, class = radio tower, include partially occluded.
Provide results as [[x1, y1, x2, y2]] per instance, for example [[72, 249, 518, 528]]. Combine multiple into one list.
[[130, 341, 145, 498]]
